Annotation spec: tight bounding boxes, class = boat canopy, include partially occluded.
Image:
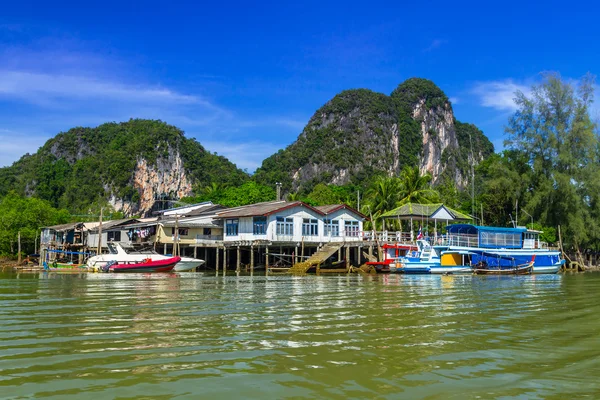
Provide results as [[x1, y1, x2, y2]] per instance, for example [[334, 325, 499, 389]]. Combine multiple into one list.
[[446, 224, 528, 249]]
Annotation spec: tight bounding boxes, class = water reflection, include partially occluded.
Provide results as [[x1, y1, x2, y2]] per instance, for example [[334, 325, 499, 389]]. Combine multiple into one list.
[[0, 272, 597, 399]]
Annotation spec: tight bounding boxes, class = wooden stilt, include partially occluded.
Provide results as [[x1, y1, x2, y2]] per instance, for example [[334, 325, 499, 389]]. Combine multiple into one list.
[[345, 245, 350, 270], [17, 231, 21, 265], [215, 247, 220, 276], [250, 244, 255, 276], [236, 246, 241, 273], [223, 247, 227, 276], [265, 246, 269, 275]]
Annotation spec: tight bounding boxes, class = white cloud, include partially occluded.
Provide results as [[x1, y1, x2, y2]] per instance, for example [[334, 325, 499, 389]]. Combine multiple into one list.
[[423, 39, 448, 52], [449, 97, 459, 105], [471, 80, 530, 111], [0, 70, 204, 106]]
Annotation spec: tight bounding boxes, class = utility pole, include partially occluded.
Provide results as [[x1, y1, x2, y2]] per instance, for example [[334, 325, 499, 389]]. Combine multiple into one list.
[[357, 190, 360, 211], [97, 207, 103, 255], [275, 182, 282, 201]]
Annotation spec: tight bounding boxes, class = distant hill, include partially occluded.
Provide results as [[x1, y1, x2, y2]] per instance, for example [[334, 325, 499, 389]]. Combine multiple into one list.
[[0, 119, 249, 216], [254, 78, 494, 194]]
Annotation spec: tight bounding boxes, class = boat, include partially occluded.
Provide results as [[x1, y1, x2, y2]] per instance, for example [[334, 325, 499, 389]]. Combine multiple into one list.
[[87, 243, 204, 272], [365, 243, 418, 273], [388, 225, 563, 275], [395, 240, 443, 274], [471, 256, 535, 275], [101, 256, 181, 273], [444, 224, 564, 274]]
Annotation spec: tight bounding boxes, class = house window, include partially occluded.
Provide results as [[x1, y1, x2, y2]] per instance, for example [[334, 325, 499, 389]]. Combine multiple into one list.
[[203, 228, 212, 236], [253, 216, 267, 235], [171, 228, 189, 236], [344, 220, 359, 237], [302, 218, 319, 236], [324, 219, 339, 236], [107, 231, 121, 241], [276, 217, 294, 235], [225, 219, 239, 236]]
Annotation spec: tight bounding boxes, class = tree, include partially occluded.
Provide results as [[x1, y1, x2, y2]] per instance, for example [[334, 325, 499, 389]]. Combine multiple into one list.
[[362, 176, 402, 230], [0, 192, 71, 257], [505, 72, 600, 257], [397, 166, 439, 205]]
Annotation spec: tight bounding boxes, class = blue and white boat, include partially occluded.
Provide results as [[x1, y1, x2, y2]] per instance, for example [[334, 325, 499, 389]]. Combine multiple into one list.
[[392, 225, 563, 274], [392, 240, 445, 274], [438, 224, 563, 274]]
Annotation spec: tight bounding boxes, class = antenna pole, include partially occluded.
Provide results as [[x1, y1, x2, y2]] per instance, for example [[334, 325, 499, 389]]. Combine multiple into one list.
[[469, 134, 475, 220]]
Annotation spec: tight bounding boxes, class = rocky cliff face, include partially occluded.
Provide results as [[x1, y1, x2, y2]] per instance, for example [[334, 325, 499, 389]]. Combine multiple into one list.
[[254, 78, 493, 193], [0, 119, 249, 216]]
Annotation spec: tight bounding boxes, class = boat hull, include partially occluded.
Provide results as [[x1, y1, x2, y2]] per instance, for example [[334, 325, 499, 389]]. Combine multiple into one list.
[[173, 258, 205, 272], [107, 256, 181, 273]]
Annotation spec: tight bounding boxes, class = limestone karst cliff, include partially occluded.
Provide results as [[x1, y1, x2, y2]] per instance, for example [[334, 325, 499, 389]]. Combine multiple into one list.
[[254, 78, 493, 193], [0, 119, 249, 216]]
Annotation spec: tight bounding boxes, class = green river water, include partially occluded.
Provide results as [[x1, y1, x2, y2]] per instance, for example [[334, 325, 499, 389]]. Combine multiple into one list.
[[1, 271, 599, 399]]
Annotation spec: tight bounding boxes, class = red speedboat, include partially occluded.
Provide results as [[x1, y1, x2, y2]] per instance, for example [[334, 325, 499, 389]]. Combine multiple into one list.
[[102, 256, 181, 273]]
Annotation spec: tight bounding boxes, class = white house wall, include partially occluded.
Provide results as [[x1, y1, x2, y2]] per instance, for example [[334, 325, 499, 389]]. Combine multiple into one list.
[[222, 205, 363, 243]]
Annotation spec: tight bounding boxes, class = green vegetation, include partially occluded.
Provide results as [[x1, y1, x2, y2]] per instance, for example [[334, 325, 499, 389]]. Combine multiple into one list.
[[183, 181, 275, 208], [500, 73, 600, 256], [0, 119, 249, 213], [0, 192, 71, 257], [254, 78, 492, 195], [361, 166, 440, 230]]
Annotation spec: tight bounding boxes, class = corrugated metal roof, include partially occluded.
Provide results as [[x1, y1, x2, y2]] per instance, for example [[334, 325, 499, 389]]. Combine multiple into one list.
[[215, 201, 300, 218], [381, 203, 472, 221], [43, 222, 82, 231], [88, 219, 139, 233], [314, 204, 367, 219], [162, 216, 221, 228]]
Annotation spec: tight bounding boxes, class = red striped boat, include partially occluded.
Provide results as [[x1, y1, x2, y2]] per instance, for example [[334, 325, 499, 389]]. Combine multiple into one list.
[[103, 256, 181, 273]]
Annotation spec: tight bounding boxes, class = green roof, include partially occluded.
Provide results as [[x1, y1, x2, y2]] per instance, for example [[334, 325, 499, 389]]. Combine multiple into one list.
[[380, 203, 472, 221]]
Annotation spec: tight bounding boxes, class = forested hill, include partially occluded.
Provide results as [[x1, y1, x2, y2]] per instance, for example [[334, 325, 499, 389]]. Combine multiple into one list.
[[0, 119, 249, 216], [254, 78, 494, 194]]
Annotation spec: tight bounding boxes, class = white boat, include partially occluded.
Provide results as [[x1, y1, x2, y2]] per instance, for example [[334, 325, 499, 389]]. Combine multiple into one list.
[[87, 242, 204, 272]]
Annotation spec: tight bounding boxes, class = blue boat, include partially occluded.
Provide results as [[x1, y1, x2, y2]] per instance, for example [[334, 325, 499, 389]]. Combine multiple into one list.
[[442, 224, 564, 274], [393, 225, 564, 274]]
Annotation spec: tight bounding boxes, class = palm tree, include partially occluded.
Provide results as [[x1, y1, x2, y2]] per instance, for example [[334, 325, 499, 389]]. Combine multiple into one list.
[[397, 166, 439, 205], [286, 191, 300, 201], [362, 176, 402, 230]]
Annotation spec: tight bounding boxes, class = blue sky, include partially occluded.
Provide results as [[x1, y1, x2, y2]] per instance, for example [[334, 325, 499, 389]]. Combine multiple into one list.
[[1, 0, 598, 172]]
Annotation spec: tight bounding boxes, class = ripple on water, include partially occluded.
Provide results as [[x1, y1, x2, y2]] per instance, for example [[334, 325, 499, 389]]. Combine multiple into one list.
[[0, 272, 599, 398]]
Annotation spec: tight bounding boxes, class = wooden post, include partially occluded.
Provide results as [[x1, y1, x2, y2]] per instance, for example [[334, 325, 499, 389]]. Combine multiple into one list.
[[294, 246, 298, 264], [265, 246, 269, 275], [236, 246, 241, 273], [301, 238, 305, 260], [346, 245, 350, 270], [338, 248, 342, 262], [250, 244, 255, 276], [223, 247, 227, 276], [163, 243, 167, 254], [193, 245, 197, 259], [215, 247, 220, 276], [17, 231, 21, 265]]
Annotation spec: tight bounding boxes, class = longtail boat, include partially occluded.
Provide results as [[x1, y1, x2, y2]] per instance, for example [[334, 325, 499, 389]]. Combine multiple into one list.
[[102, 256, 181, 273], [472, 255, 535, 275]]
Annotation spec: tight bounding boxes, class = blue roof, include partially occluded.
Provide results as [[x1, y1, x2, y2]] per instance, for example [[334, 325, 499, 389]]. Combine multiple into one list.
[[446, 224, 527, 234]]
